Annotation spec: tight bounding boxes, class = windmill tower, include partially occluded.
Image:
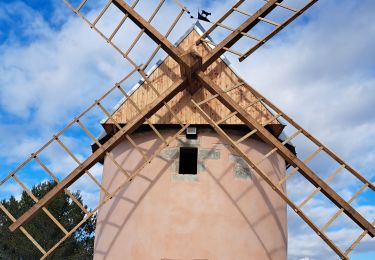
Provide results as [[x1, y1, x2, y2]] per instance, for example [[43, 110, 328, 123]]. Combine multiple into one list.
[[1, 1, 374, 260], [93, 23, 289, 259]]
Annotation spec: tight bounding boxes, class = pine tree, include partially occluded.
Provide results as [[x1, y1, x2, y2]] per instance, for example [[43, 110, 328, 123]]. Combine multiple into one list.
[[0, 181, 96, 259]]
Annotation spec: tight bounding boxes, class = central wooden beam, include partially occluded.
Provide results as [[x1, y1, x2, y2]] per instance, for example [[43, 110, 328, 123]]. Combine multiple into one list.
[[179, 50, 202, 94], [195, 71, 375, 237], [201, 0, 282, 70], [112, 0, 187, 67], [9, 77, 188, 233]]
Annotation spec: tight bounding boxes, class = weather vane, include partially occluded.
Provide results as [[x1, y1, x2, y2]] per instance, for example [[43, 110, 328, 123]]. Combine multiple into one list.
[[189, 8, 212, 22]]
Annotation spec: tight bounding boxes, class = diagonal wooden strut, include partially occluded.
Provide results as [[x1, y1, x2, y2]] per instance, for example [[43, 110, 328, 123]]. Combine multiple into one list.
[[200, 0, 283, 69], [9, 77, 187, 232], [112, 0, 187, 68], [195, 71, 375, 237]]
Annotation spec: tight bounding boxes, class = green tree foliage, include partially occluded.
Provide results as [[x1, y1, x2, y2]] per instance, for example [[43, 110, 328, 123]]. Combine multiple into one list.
[[0, 181, 96, 259]]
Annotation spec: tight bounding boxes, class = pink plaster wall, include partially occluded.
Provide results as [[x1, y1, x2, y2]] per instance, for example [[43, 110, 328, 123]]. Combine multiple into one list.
[[94, 128, 287, 260]]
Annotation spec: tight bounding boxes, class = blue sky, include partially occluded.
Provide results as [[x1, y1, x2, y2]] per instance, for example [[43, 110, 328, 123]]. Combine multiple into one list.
[[0, 0, 374, 259]]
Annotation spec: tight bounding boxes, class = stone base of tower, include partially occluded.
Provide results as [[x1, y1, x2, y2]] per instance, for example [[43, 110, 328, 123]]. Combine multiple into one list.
[[94, 127, 287, 260]]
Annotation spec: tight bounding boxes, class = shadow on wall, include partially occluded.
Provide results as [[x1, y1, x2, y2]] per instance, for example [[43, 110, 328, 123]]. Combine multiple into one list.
[[94, 129, 287, 260]]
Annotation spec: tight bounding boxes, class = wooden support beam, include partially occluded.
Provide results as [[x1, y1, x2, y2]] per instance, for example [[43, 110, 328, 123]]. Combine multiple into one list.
[[9, 77, 187, 233], [201, 0, 282, 70], [179, 50, 202, 93], [195, 71, 375, 237], [112, 0, 187, 67]]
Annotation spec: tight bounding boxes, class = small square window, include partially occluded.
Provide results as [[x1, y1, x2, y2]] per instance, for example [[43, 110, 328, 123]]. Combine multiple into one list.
[[179, 147, 198, 175], [186, 126, 197, 139]]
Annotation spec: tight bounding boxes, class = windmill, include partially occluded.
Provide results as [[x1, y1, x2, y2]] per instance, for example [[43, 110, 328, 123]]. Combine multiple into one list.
[[0, 0, 374, 259]]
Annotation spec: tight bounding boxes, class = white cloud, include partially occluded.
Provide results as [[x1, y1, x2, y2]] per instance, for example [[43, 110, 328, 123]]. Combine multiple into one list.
[[0, 182, 23, 200]]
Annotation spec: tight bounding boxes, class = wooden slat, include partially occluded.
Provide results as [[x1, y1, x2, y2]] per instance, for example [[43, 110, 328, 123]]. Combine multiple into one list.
[[9, 77, 187, 233], [201, 38, 244, 57], [92, 0, 112, 26], [278, 146, 323, 186], [196, 71, 375, 237], [256, 129, 302, 166], [216, 111, 238, 124], [105, 152, 131, 178], [41, 211, 96, 260], [77, 0, 88, 12], [223, 47, 243, 57], [263, 0, 297, 12], [97, 101, 122, 130], [235, 112, 282, 144], [108, 0, 141, 41], [215, 23, 261, 42], [234, 8, 281, 27], [236, 129, 257, 144], [321, 184, 368, 233], [77, 107, 132, 180], [298, 164, 345, 209], [197, 82, 245, 106], [55, 134, 110, 196]]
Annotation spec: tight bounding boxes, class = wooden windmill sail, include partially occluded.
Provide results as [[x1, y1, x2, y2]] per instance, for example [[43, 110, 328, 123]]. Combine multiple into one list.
[[1, 0, 374, 259]]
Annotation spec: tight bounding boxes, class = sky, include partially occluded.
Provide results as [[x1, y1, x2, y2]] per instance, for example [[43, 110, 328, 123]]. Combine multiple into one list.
[[0, 0, 374, 259]]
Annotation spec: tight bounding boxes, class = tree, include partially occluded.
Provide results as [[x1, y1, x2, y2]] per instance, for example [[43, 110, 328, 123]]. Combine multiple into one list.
[[0, 181, 96, 259]]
